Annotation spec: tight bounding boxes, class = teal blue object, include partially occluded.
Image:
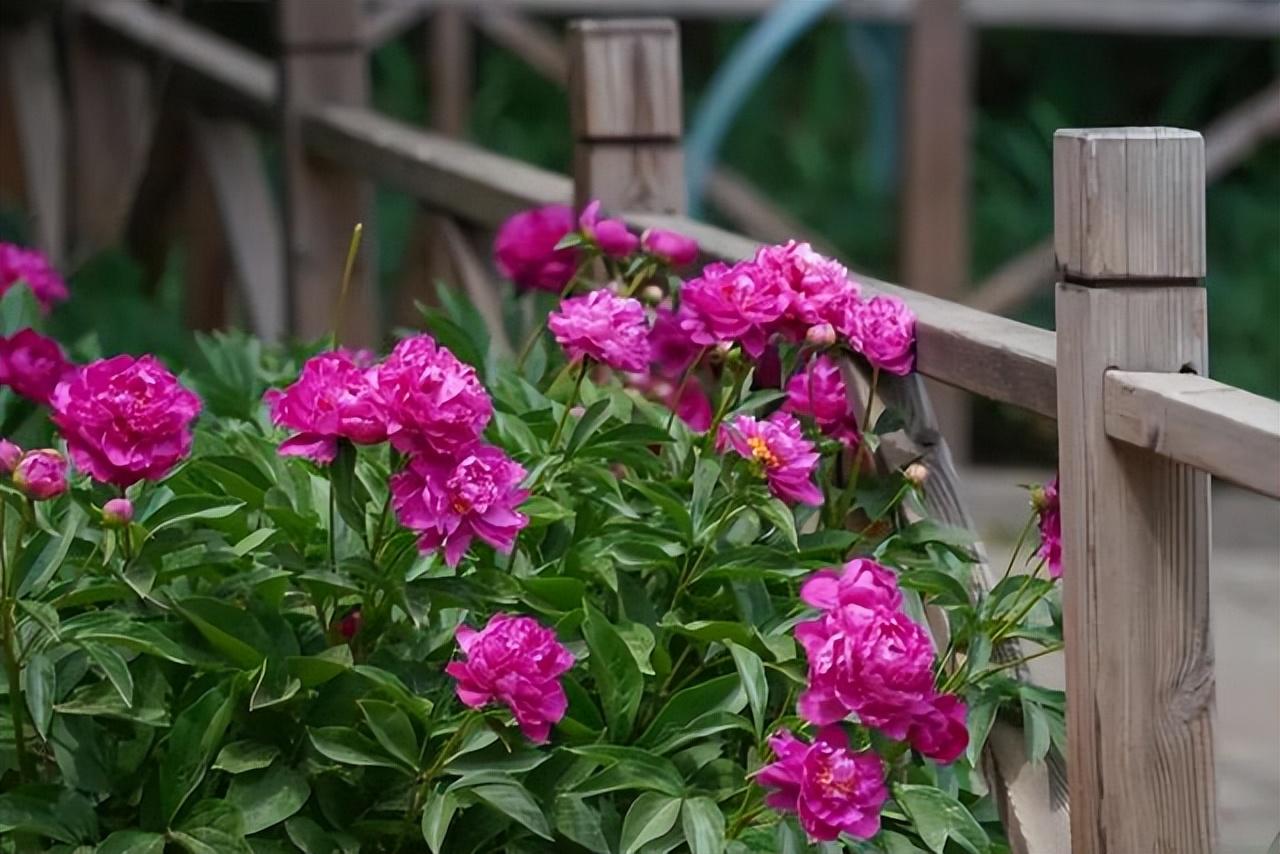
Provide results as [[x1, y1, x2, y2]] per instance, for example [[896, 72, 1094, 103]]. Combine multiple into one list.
[[685, 0, 841, 217]]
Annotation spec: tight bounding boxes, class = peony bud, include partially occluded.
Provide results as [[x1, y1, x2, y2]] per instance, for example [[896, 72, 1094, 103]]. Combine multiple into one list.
[[1029, 485, 1048, 512], [0, 439, 22, 474], [102, 497, 134, 527], [904, 462, 929, 487], [337, 608, 362, 640], [13, 449, 68, 500], [804, 323, 837, 348], [639, 284, 665, 306], [641, 228, 698, 266]]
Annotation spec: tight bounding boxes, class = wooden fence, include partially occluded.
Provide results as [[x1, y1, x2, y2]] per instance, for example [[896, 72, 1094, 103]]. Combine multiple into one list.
[[3, 2, 1280, 851]]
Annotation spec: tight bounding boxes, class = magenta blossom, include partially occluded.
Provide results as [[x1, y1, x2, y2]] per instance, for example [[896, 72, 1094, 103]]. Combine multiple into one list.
[[847, 295, 915, 375], [13, 449, 68, 500], [677, 261, 789, 358], [648, 306, 702, 376], [641, 228, 698, 266], [391, 443, 529, 566], [579, 200, 639, 258], [0, 439, 21, 474], [784, 355, 859, 446], [264, 350, 385, 464], [50, 355, 201, 487], [627, 370, 713, 432], [0, 243, 69, 311], [754, 241, 858, 342], [905, 693, 970, 764], [376, 335, 492, 458], [494, 204, 579, 292], [718, 412, 822, 505], [445, 614, 575, 743], [548, 289, 651, 372], [0, 329, 74, 405], [800, 558, 902, 614], [1034, 475, 1062, 579], [758, 727, 887, 842], [102, 497, 134, 527]]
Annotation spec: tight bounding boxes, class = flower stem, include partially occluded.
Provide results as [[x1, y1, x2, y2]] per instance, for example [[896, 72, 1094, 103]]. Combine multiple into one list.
[[514, 268, 587, 370], [0, 497, 33, 783], [998, 513, 1037, 590], [331, 223, 364, 349], [328, 474, 338, 572], [970, 642, 1065, 686], [663, 347, 709, 433], [834, 367, 880, 529], [550, 359, 589, 449]]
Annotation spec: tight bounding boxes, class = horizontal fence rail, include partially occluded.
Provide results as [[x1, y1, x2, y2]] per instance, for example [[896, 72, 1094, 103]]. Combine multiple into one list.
[[74, 0, 1280, 497], [1105, 370, 1280, 499]]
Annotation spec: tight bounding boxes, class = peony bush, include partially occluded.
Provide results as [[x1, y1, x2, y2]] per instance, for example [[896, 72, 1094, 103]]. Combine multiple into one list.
[[0, 227, 1063, 853]]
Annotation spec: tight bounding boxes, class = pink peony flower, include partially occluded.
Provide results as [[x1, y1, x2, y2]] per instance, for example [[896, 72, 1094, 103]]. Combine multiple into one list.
[[796, 600, 937, 737], [263, 350, 385, 464], [0, 439, 21, 474], [0, 329, 74, 405], [800, 558, 902, 614], [50, 355, 201, 487], [376, 335, 492, 458], [445, 613, 575, 743], [641, 228, 698, 266], [905, 693, 970, 764], [13, 449, 68, 500], [548, 289, 651, 372], [101, 497, 134, 527], [718, 412, 822, 505], [0, 243, 69, 311], [494, 204, 580, 292], [1034, 475, 1062, 579], [753, 241, 858, 342], [579, 200, 639, 258], [677, 261, 789, 358], [648, 306, 702, 376], [758, 727, 887, 842], [784, 355, 860, 446], [391, 443, 529, 566], [846, 295, 916, 376]]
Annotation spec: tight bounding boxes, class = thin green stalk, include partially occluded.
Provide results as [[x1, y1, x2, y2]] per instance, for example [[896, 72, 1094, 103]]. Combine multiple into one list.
[[834, 367, 880, 528], [514, 265, 590, 370], [331, 223, 364, 349], [998, 513, 1038, 590], [702, 361, 749, 454], [328, 476, 338, 572], [990, 558, 1050, 645], [1, 497, 33, 783], [549, 359, 589, 449], [978, 643, 1064, 680], [664, 347, 710, 432]]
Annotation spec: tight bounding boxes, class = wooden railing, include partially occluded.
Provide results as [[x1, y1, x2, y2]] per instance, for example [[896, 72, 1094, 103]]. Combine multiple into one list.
[[3, 2, 1279, 852]]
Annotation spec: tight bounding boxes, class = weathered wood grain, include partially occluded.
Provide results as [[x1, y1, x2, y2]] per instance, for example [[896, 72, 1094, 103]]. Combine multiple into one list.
[[278, 0, 378, 346], [1105, 370, 1280, 499], [1056, 128, 1216, 853]]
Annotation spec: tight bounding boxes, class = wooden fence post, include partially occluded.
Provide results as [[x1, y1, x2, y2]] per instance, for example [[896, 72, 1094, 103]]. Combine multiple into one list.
[[568, 19, 684, 215], [1055, 128, 1215, 852], [278, 0, 377, 346]]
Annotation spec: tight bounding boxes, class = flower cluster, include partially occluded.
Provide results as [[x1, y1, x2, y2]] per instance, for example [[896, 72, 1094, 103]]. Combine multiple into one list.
[[0, 243, 69, 311], [51, 355, 201, 487], [263, 335, 526, 568], [795, 559, 969, 764], [0, 328, 73, 405]]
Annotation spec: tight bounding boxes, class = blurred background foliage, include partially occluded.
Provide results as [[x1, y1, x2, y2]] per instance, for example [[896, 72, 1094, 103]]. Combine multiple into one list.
[[1, 14, 1276, 462]]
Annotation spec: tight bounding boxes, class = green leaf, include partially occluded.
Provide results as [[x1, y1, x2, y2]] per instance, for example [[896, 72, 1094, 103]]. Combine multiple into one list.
[[308, 726, 406, 771], [15, 508, 83, 597], [639, 674, 746, 751], [582, 602, 644, 739], [287, 646, 353, 688], [520, 495, 575, 526], [420, 788, 458, 854], [1021, 695, 1051, 764], [84, 642, 134, 708], [896, 569, 971, 607], [330, 441, 371, 535], [880, 830, 930, 853], [681, 796, 726, 854], [894, 784, 990, 854], [727, 642, 768, 738], [214, 741, 280, 774], [174, 597, 270, 669], [160, 685, 235, 823], [566, 398, 614, 456], [620, 792, 682, 854], [23, 651, 56, 740], [467, 783, 553, 841], [358, 699, 420, 770], [226, 763, 310, 834], [690, 457, 721, 537], [569, 745, 685, 797], [285, 816, 341, 854], [170, 799, 252, 854], [96, 830, 167, 854], [0, 280, 41, 335], [232, 527, 279, 557], [554, 795, 612, 852], [0, 787, 96, 843], [965, 696, 1000, 767], [250, 657, 301, 711], [143, 495, 244, 535], [756, 498, 798, 548]]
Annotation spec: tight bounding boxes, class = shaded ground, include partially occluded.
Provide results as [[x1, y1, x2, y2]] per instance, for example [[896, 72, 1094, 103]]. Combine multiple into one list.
[[960, 467, 1280, 854]]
